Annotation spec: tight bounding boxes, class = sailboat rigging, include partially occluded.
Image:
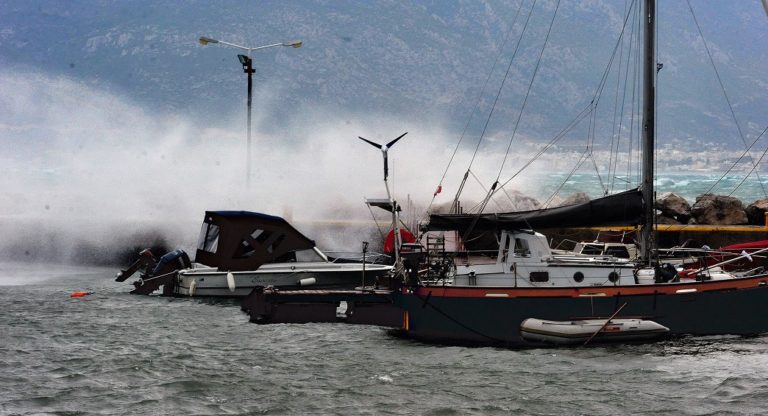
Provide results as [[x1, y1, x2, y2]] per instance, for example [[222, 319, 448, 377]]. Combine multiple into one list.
[[389, 0, 768, 347]]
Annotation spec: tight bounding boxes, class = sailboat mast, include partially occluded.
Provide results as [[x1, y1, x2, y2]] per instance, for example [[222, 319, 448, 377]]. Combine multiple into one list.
[[640, 0, 656, 266]]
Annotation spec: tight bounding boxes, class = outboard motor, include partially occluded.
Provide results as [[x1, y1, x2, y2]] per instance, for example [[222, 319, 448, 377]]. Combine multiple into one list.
[[116, 248, 191, 295]]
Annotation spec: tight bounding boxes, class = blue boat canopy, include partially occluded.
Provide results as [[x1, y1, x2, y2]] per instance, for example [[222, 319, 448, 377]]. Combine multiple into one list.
[[195, 211, 316, 271]]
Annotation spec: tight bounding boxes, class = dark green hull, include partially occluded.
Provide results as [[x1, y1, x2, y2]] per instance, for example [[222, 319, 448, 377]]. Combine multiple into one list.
[[393, 276, 768, 347]]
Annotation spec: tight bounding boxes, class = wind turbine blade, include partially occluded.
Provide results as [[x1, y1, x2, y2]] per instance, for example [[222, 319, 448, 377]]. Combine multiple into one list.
[[358, 136, 383, 149], [386, 132, 408, 148]]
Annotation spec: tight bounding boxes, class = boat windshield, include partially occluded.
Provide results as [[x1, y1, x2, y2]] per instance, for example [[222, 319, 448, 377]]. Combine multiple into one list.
[[197, 222, 220, 253], [295, 248, 326, 262]]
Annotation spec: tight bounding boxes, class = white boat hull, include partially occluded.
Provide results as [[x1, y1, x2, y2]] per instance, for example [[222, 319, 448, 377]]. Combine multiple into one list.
[[175, 262, 392, 297]]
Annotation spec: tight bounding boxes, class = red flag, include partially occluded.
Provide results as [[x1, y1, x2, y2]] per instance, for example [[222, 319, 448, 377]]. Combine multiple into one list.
[[434, 185, 442, 196]]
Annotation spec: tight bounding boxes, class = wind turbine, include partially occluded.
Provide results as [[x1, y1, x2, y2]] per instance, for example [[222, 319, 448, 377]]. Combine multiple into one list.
[[357, 132, 408, 266], [357, 132, 407, 198]]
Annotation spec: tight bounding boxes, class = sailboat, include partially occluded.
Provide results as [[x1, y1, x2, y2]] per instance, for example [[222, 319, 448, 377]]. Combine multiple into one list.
[[390, 0, 768, 347]]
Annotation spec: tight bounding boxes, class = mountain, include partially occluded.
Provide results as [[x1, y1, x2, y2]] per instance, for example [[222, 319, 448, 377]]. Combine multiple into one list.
[[2, 0, 767, 148]]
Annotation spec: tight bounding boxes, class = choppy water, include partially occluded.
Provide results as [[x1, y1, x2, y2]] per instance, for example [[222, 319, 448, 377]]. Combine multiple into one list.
[[535, 172, 768, 204], [3, 263, 768, 415]]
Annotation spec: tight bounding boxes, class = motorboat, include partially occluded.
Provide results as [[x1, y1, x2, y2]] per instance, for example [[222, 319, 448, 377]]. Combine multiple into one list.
[[117, 211, 392, 297]]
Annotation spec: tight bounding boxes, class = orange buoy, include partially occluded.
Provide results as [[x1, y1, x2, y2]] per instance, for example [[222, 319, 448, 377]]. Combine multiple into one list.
[[70, 291, 92, 298]]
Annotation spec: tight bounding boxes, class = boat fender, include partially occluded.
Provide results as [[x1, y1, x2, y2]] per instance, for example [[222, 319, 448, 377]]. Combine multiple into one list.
[[226, 272, 236, 292], [298, 277, 316, 286], [189, 279, 197, 297]]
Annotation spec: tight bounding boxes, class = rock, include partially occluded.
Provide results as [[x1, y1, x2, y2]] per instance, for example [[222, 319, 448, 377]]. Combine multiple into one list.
[[690, 194, 748, 225], [655, 192, 691, 223], [491, 190, 541, 212], [655, 214, 680, 225], [429, 190, 541, 214], [556, 192, 590, 207], [746, 199, 768, 225]]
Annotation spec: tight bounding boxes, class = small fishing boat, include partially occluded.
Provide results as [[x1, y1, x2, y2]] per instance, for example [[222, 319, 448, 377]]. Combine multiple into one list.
[[520, 317, 669, 345]]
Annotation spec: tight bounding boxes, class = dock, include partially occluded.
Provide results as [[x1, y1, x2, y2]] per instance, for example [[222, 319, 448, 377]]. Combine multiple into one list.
[[241, 287, 403, 327]]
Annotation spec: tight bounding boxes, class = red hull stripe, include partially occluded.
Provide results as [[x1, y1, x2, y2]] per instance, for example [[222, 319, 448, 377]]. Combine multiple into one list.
[[410, 275, 768, 298]]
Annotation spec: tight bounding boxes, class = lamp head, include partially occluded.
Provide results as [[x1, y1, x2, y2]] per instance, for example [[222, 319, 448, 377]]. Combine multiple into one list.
[[199, 36, 218, 46], [284, 40, 303, 48]]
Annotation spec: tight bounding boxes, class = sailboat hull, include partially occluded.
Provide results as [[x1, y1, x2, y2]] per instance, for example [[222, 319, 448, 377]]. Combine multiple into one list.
[[393, 275, 768, 347]]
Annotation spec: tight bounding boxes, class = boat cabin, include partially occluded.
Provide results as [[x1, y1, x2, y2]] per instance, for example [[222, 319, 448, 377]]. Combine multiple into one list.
[[195, 211, 318, 271], [453, 229, 636, 287], [572, 241, 639, 260]]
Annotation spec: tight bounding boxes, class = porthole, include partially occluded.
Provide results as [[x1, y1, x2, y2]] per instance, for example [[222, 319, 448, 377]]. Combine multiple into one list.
[[573, 272, 584, 283], [608, 271, 619, 283]]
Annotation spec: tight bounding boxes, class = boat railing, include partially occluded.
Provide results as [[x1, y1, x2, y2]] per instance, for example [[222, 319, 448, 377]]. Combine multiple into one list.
[[551, 238, 580, 252], [452, 249, 502, 266], [323, 251, 391, 265]]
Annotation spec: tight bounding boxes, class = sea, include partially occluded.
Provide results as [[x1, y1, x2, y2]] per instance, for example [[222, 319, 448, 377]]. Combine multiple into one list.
[[535, 172, 768, 206], [3, 172, 768, 415], [3, 262, 768, 416]]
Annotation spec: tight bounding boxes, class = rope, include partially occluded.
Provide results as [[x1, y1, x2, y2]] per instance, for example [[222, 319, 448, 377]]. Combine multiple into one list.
[[492, 1, 637, 204], [493, 103, 594, 199], [701, 124, 768, 197], [423, 0, 526, 220], [542, 150, 590, 208], [450, 0, 539, 213], [493, 0, 561, 189], [608, 1, 632, 193], [729, 125, 768, 197], [685, 0, 766, 197]]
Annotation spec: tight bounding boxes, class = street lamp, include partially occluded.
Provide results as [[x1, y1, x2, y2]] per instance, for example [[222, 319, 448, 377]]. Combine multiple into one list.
[[199, 36, 302, 188]]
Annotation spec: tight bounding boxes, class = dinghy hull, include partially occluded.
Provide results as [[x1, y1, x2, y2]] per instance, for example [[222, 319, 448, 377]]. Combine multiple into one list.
[[519, 318, 669, 345]]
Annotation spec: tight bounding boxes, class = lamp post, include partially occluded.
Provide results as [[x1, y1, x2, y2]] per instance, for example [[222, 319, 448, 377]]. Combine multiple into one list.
[[199, 36, 302, 188]]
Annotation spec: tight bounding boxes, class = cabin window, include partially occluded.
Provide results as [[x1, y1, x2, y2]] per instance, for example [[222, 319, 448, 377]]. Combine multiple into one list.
[[605, 246, 630, 259], [233, 230, 286, 258], [514, 238, 530, 257], [580, 244, 603, 255], [234, 239, 256, 258], [530, 271, 549, 282], [255, 230, 272, 244], [231, 229, 266, 259], [267, 234, 285, 254], [250, 229, 264, 240], [197, 223, 220, 253], [295, 248, 324, 262]]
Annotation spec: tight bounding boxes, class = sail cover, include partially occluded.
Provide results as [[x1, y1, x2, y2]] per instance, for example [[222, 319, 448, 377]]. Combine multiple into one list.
[[428, 188, 644, 233]]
